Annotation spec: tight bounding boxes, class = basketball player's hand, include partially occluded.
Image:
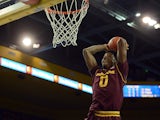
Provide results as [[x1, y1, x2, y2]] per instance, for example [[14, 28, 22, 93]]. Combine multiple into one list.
[[105, 44, 111, 51], [122, 38, 129, 50], [126, 42, 129, 50]]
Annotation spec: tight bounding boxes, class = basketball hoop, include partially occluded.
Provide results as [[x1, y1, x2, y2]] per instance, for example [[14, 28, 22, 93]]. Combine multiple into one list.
[[45, 0, 89, 48]]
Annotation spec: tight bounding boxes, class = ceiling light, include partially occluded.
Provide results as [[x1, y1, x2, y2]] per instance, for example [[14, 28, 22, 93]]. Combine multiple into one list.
[[135, 13, 141, 17], [22, 37, 32, 46], [142, 16, 151, 24], [154, 23, 160, 29], [148, 19, 157, 26], [33, 43, 40, 48], [127, 22, 136, 28], [142, 16, 157, 27], [9, 44, 17, 49]]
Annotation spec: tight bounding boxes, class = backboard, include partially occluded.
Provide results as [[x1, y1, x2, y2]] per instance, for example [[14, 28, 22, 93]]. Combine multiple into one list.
[[0, 0, 65, 26]]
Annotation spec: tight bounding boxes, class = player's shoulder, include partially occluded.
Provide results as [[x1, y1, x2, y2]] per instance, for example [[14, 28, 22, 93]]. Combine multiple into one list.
[[90, 66, 101, 75]]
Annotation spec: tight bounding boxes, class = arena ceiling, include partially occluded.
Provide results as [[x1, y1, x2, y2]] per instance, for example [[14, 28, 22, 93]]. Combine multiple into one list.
[[0, 0, 160, 81]]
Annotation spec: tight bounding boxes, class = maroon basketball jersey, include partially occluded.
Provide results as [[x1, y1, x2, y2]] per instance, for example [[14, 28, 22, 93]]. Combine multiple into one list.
[[86, 61, 128, 119]]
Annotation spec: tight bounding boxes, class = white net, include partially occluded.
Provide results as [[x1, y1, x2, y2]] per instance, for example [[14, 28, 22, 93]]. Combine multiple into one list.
[[45, 0, 89, 48]]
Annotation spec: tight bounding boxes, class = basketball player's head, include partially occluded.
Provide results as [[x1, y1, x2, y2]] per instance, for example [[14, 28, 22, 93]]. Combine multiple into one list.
[[101, 52, 115, 68]]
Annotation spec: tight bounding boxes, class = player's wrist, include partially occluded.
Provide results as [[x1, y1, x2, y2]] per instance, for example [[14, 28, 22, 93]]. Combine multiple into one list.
[[104, 44, 110, 51]]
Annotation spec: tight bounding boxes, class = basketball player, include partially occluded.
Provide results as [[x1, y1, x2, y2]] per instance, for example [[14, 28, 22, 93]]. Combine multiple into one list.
[[83, 37, 129, 120]]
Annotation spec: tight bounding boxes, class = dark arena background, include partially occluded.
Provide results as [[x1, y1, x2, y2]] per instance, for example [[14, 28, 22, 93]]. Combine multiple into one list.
[[0, 0, 160, 120]]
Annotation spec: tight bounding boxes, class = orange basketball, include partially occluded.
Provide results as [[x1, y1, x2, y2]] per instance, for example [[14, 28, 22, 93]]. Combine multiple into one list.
[[107, 36, 121, 51], [21, 0, 40, 5]]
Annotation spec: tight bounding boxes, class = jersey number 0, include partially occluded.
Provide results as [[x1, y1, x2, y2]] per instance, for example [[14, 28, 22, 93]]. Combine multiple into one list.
[[99, 75, 108, 87]]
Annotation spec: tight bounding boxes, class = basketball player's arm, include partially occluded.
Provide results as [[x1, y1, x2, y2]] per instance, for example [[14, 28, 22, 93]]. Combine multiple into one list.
[[116, 38, 128, 63], [83, 44, 107, 71]]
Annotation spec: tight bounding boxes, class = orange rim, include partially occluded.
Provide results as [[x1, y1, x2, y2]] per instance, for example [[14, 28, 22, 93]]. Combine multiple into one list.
[[47, 0, 89, 15]]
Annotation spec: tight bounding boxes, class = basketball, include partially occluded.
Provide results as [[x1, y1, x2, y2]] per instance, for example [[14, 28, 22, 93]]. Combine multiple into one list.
[[107, 36, 121, 51], [20, 0, 40, 5]]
